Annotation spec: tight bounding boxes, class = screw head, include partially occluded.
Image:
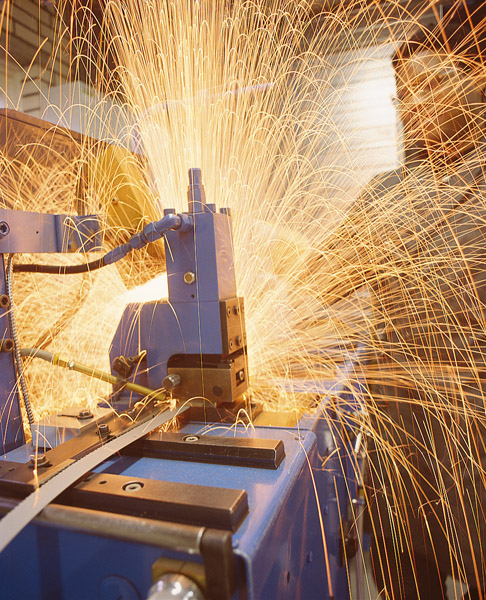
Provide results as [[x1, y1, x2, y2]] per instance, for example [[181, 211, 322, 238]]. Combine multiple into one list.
[[183, 435, 200, 442], [98, 423, 110, 439], [0, 294, 10, 309], [122, 481, 144, 492], [29, 453, 49, 468], [237, 370, 245, 382], [77, 409, 93, 420], [183, 271, 196, 285], [229, 339, 234, 350], [0, 221, 10, 237], [1, 339, 13, 353], [233, 305, 240, 315]]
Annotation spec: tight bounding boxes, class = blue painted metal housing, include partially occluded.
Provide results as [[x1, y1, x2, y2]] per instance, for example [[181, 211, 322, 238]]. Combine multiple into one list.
[[0, 166, 363, 599], [110, 206, 239, 395], [0, 256, 24, 453], [0, 209, 102, 455], [0, 395, 360, 600]]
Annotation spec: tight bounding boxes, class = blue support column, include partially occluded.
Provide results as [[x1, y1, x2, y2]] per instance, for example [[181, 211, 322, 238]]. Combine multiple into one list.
[[0, 255, 24, 454]]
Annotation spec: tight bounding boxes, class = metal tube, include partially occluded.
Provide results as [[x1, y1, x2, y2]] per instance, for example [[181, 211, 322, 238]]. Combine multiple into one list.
[[19, 347, 166, 402], [0, 497, 204, 554]]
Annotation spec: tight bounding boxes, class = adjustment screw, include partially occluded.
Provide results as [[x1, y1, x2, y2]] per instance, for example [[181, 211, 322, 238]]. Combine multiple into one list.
[[122, 481, 144, 492], [77, 409, 93, 420], [29, 453, 49, 468], [0, 221, 10, 237], [162, 373, 182, 390], [98, 423, 110, 439], [183, 435, 200, 442], [183, 271, 196, 285]]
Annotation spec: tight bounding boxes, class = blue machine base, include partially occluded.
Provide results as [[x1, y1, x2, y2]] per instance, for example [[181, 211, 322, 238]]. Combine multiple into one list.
[[0, 409, 358, 600]]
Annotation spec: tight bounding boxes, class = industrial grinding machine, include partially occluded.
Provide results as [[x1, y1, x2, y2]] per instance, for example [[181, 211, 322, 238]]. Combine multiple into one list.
[[0, 110, 365, 600]]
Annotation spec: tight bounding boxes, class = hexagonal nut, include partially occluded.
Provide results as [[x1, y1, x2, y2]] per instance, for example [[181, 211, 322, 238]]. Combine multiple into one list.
[[183, 271, 196, 285]]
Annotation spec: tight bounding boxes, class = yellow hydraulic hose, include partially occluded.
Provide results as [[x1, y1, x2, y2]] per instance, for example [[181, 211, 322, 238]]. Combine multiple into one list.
[[20, 347, 166, 403]]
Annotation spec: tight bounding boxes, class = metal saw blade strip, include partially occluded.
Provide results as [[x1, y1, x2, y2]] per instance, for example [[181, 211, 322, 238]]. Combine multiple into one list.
[[0, 404, 188, 554]]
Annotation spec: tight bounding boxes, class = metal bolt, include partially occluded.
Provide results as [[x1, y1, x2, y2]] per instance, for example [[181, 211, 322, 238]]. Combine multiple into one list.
[[122, 481, 144, 492], [0, 339, 13, 353], [233, 305, 240, 315], [229, 339, 234, 350], [183, 435, 200, 442], [236, 370, 245, 382], [226, 307, 232, 317], [98, 423, 110, 439], [236, 336, 242, 346], [0, 221, 10, 237], [29, 453, 49, 468], [183, 271, 196, 285], [162, 373, 182, 390], [0, 294, 10, 309], [77, 409, 93, 420]]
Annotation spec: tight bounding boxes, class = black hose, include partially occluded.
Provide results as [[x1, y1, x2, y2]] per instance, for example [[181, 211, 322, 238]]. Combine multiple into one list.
[[13, 256, 107, 275], [11, 211, 192, 275]]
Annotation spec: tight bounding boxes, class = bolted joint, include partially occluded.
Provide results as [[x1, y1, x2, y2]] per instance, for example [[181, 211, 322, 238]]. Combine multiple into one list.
[[29, 453, 50, 469], [98, 423, 110, 440], [184, 271, 196, 285]]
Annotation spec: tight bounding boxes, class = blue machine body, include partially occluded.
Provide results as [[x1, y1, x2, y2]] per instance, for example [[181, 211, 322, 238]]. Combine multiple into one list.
[[0, 254, 24, 453], [0, 164, 363, 599], [0, 394, 359, 600], [0, 210, 101, 453], [109, 204, 245, 400]]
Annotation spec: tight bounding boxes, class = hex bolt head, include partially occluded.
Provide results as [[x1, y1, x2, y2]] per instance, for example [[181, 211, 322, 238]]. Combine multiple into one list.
[[77, 409, 93, 420], [183, 271, 196, 285], [29, 453, 49, 469], [122, 481, 144, 492], [98, 423, 110, 439], [183, 435, 200, 442]]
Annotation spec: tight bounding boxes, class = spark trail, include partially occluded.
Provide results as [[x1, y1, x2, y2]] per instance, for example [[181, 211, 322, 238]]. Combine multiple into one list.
[[2, 0, 486, 594]]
